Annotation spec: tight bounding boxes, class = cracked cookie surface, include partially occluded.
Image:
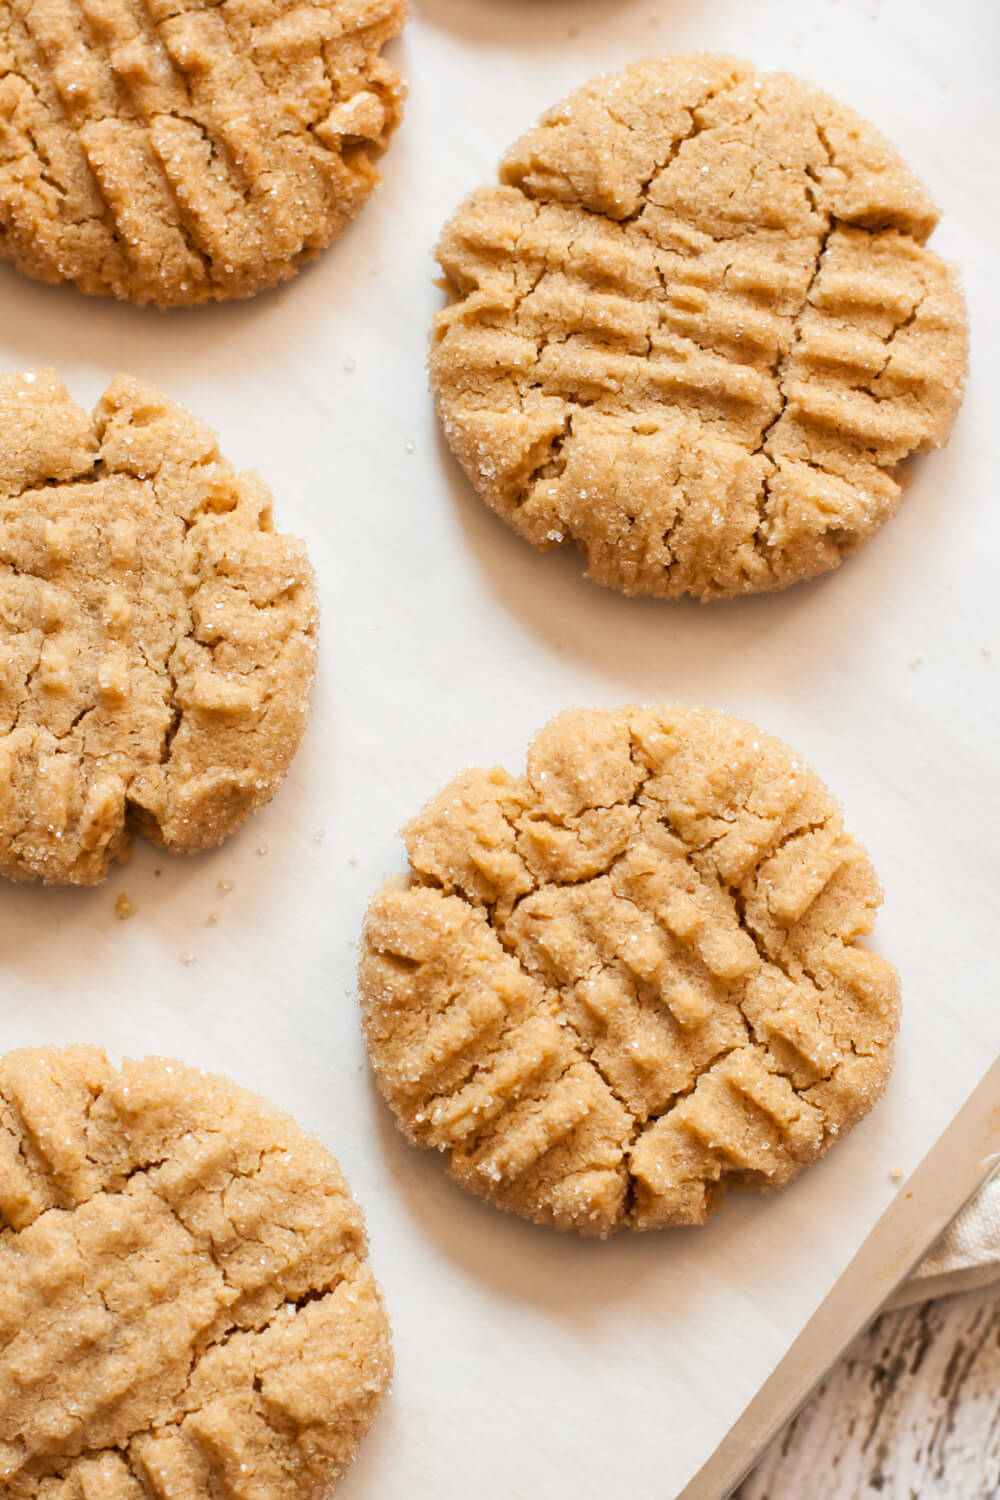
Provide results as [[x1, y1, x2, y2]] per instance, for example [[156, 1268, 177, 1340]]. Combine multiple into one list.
[[0, 370, 317, 884], [430, 55, 968, 600], [0, 1046, 392, 1500], [360, 707, 900, 1235], [0, 0, 406, 307]]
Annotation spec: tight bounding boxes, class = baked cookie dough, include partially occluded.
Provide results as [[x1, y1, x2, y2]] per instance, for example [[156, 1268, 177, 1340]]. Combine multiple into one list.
[[0, 0, 406, 306], [0, 370, 317, 884], [361, 707, 900, 1235], [430, 55, 968, 599], [0, 1046, 392, 1500]]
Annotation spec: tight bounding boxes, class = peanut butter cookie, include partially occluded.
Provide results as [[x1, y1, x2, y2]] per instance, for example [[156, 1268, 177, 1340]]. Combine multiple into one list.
[[0, 1045, 392, 1500], [431, 56, 968, 599], [361, 707, 899, 1234], [0, 371, 317, 884], [0, 0, 406, 307]]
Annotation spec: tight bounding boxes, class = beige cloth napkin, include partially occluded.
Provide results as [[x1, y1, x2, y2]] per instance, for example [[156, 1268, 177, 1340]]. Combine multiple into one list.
[[889, 1169, 1000, 1309]]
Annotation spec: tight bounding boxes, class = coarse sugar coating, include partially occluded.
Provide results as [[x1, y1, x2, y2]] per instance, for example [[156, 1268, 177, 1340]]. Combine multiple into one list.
[[360, 706, 900, 1235], [430, 55, 968, 600], [0, 370, 317, 884], [0, 0, 406, 307], [0, 1046, 392, 1499]]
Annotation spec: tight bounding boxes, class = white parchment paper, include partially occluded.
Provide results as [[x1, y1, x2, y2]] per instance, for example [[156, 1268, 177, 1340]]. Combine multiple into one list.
[[1, 1, 997, 1493]]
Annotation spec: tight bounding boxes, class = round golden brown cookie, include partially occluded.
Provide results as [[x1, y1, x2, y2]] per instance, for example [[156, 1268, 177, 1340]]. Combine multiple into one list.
[[0, 370, 317, 884], [360, 706, 900, 1235], [0, 1046, 392, 1500], [430, 55, 968, 600], [0, 0, 406, 307]]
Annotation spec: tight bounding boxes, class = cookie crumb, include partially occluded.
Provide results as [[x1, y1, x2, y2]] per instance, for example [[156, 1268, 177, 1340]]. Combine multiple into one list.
[[908, 654, 924, 668], [207, 910, 220, 925], [343, 357, 356, 374], [890, 1166, 904, 1182], [404, 441, 415, 454], [314, 828, 326, 844], [114, 893, 136, 920], [218, 877, 235, 893], [154, 868, 161, 877], [256, 844, 269, 857], [982, 642, 993, 658], [180, 952, 196, 966], [349, 854, 359, 868]]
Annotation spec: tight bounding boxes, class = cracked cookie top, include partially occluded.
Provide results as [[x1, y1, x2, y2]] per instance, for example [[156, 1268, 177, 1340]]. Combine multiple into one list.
[[360, 706, 900, 1235], [0, 1046, 392, 1500], [0, 0, 406, 306], [0, 370, 316, 884], [430, 55, 968, 600]]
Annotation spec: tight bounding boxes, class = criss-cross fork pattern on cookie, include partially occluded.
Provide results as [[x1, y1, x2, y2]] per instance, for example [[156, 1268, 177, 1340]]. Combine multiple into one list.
[[431, 55, 968, 600], [0, 371, 316, 884], [0, 1047, 392, 1500], [0, 0, 406, 306], [361, 708, 900, 1235]]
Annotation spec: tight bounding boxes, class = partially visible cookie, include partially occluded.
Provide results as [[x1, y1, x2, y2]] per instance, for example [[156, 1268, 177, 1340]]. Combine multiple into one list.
[[431, 55, 968, 599], [0, 0, 406, 307], [0, 370, 317, 884], [360, 706, 900, 1235], [0, 1046, 392, 1500]]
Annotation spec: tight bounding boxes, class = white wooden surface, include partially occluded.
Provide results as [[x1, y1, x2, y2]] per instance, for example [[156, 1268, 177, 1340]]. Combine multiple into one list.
[[735, 1284, 1000, 1499]]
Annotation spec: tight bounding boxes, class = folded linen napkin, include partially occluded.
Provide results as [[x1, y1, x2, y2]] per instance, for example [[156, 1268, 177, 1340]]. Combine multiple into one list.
[[889, 1169, 1000, 1309]]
